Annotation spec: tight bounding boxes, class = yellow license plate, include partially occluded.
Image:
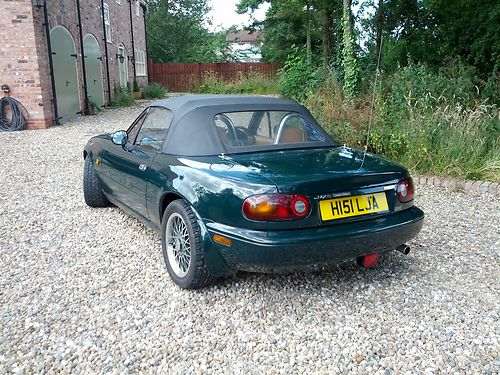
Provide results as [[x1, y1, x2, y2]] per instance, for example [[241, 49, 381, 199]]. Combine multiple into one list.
[[319, 192, 389, 221]]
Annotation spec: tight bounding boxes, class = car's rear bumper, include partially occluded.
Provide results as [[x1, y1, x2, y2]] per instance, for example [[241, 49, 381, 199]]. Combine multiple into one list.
[[204, 207, 424, 273]]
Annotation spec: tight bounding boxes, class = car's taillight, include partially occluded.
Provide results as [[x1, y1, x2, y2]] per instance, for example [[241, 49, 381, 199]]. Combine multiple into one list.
[[397, 178, 414, 203], [242, 194, 311, 221]]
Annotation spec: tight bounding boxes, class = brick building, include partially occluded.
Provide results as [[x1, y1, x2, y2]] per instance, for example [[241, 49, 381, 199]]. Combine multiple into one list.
[[0, 0, 148, 129]]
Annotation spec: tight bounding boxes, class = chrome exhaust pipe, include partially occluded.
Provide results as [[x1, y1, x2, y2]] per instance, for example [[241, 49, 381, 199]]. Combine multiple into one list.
[[396, 244, 410, 255]]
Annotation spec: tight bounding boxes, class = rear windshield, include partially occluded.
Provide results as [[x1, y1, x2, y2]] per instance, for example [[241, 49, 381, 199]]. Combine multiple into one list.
[[214, 110, 330, 152]]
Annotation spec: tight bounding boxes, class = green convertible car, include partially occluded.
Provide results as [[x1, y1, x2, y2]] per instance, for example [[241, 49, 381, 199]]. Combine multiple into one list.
[[83, 95, 424, 289]]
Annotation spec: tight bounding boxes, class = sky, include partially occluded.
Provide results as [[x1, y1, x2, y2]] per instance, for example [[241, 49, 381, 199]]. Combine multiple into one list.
[[207, 0, 269, 31], [207, 1, 367, 33]]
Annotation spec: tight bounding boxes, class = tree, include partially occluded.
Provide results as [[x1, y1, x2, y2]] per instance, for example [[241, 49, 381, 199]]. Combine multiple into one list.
[[374, 0, 383, 64], [357, 0, 499, 76], [425, 0, 500, 74], [237, 0, 325, 64], [342, 0, 358, 100], [239, 0, 360, 98], [146, 0, 227, 63]]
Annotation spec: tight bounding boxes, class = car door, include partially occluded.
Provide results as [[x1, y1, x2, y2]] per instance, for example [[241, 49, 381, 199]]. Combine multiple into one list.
[[102, 107, 173, 219]]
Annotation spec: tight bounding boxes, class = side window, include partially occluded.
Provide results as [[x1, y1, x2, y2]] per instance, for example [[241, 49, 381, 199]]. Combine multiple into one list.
[[135, 107, 173, 152], [127, 110, 147, 144]]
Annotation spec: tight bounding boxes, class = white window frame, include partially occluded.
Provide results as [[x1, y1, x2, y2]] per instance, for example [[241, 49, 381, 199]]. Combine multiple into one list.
[[135, 49, 147, 77], [136, 0, 140, 17], [103, 3, 111, 43], [116, 0, 121, 4]]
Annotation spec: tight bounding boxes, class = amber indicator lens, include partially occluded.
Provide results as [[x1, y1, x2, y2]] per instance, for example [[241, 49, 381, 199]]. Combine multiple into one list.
[[213, 234, 232, 247]]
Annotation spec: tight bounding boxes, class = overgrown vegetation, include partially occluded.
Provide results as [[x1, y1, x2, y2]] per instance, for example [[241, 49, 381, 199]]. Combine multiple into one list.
[[277, 49, 322, 102], [141, 83, 167, 99], [111, 85, 135, 107], [303, 63, 500, 182], [195, 72, 278, 95], [87, 98, 102, 113]]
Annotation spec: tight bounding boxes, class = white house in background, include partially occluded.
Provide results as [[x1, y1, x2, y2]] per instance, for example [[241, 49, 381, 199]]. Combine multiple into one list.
[[225, 30, 263, 62]]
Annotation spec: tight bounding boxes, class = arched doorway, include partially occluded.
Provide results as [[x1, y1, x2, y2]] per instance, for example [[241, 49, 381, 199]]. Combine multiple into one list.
[[83, 34, 105, 108], [50, 26, 80, 122], [118, 43, 128, 88]]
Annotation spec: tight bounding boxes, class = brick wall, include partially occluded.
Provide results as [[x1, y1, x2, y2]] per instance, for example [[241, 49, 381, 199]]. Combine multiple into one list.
[[40, 0, 148, 105], [0, 0, 52, 129], [0, 0, 148, 130], [105, 0, 148, 90]]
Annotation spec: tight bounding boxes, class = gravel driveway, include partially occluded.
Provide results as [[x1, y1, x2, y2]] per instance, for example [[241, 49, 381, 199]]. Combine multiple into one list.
[[0, 105, 498, 374]]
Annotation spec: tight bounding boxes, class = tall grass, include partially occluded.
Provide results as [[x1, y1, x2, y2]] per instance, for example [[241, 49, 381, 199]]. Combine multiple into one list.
[[195, 71, 278, 95], [304, 63, 500, 182]]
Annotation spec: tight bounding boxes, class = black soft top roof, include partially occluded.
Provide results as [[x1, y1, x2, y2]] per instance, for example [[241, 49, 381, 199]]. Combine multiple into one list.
[[152, 94, 299, 116], [150, 95, 332, 156]]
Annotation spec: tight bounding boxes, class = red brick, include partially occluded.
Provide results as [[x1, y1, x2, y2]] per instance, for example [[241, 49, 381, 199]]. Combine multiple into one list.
[[0, 0, 147, 130]]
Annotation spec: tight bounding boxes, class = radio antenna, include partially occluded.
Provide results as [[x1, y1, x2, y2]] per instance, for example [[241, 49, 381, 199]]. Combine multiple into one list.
[[361, 34, 383, 166]]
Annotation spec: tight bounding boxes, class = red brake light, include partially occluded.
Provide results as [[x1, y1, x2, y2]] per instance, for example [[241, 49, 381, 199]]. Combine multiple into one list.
[[242, 194, 311, 221], [397, 178, 414, 203]]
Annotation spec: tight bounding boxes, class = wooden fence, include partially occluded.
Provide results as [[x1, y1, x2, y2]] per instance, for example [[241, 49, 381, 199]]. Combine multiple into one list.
[[147, 60, 280, 92]]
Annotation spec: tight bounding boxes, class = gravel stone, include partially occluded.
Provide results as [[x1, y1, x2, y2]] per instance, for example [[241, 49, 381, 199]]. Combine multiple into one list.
[[0, 105, 499, 374]]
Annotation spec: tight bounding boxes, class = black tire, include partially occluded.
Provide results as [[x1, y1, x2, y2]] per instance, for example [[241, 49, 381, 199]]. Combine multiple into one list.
[[83, 156, 110, 207], [161, 199, 213, 289]]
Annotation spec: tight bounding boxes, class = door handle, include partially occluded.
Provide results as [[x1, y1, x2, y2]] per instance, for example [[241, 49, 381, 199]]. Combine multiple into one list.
[[139, 164, 147, 171]]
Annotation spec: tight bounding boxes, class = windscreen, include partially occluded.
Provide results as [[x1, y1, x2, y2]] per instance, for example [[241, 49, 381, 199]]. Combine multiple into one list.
[[214, 110, 329, 152]]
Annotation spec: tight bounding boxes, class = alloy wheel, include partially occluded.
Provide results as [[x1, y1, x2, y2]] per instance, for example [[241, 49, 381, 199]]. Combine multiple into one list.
[[165, 213, 191, 277]]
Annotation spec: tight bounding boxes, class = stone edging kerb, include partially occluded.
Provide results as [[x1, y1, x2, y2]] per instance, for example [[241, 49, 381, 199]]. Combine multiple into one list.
[[414, 175, 500, 195]]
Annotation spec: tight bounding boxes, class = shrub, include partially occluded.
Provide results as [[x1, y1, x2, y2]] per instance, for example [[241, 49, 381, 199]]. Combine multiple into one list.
[[87, 98, 102, 113], [112, 85, 134, 107], [278, 49, 321, 102], [305, 71, 369, 147], [481, 65, 500, 105], [132, 80, 140, 93], [141, 83, 167, 99]]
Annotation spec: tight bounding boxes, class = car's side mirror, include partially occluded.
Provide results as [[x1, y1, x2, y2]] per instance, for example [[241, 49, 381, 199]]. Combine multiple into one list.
[[111, 130, 128, 146]]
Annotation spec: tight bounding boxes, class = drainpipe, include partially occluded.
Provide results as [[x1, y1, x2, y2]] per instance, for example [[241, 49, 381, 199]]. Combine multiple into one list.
[[128, 0, 137, 82], [41, 2, 60, 125], [100, 0, 112, 105], [141, 2, 149, 81], [75, 0, 89, 115]]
